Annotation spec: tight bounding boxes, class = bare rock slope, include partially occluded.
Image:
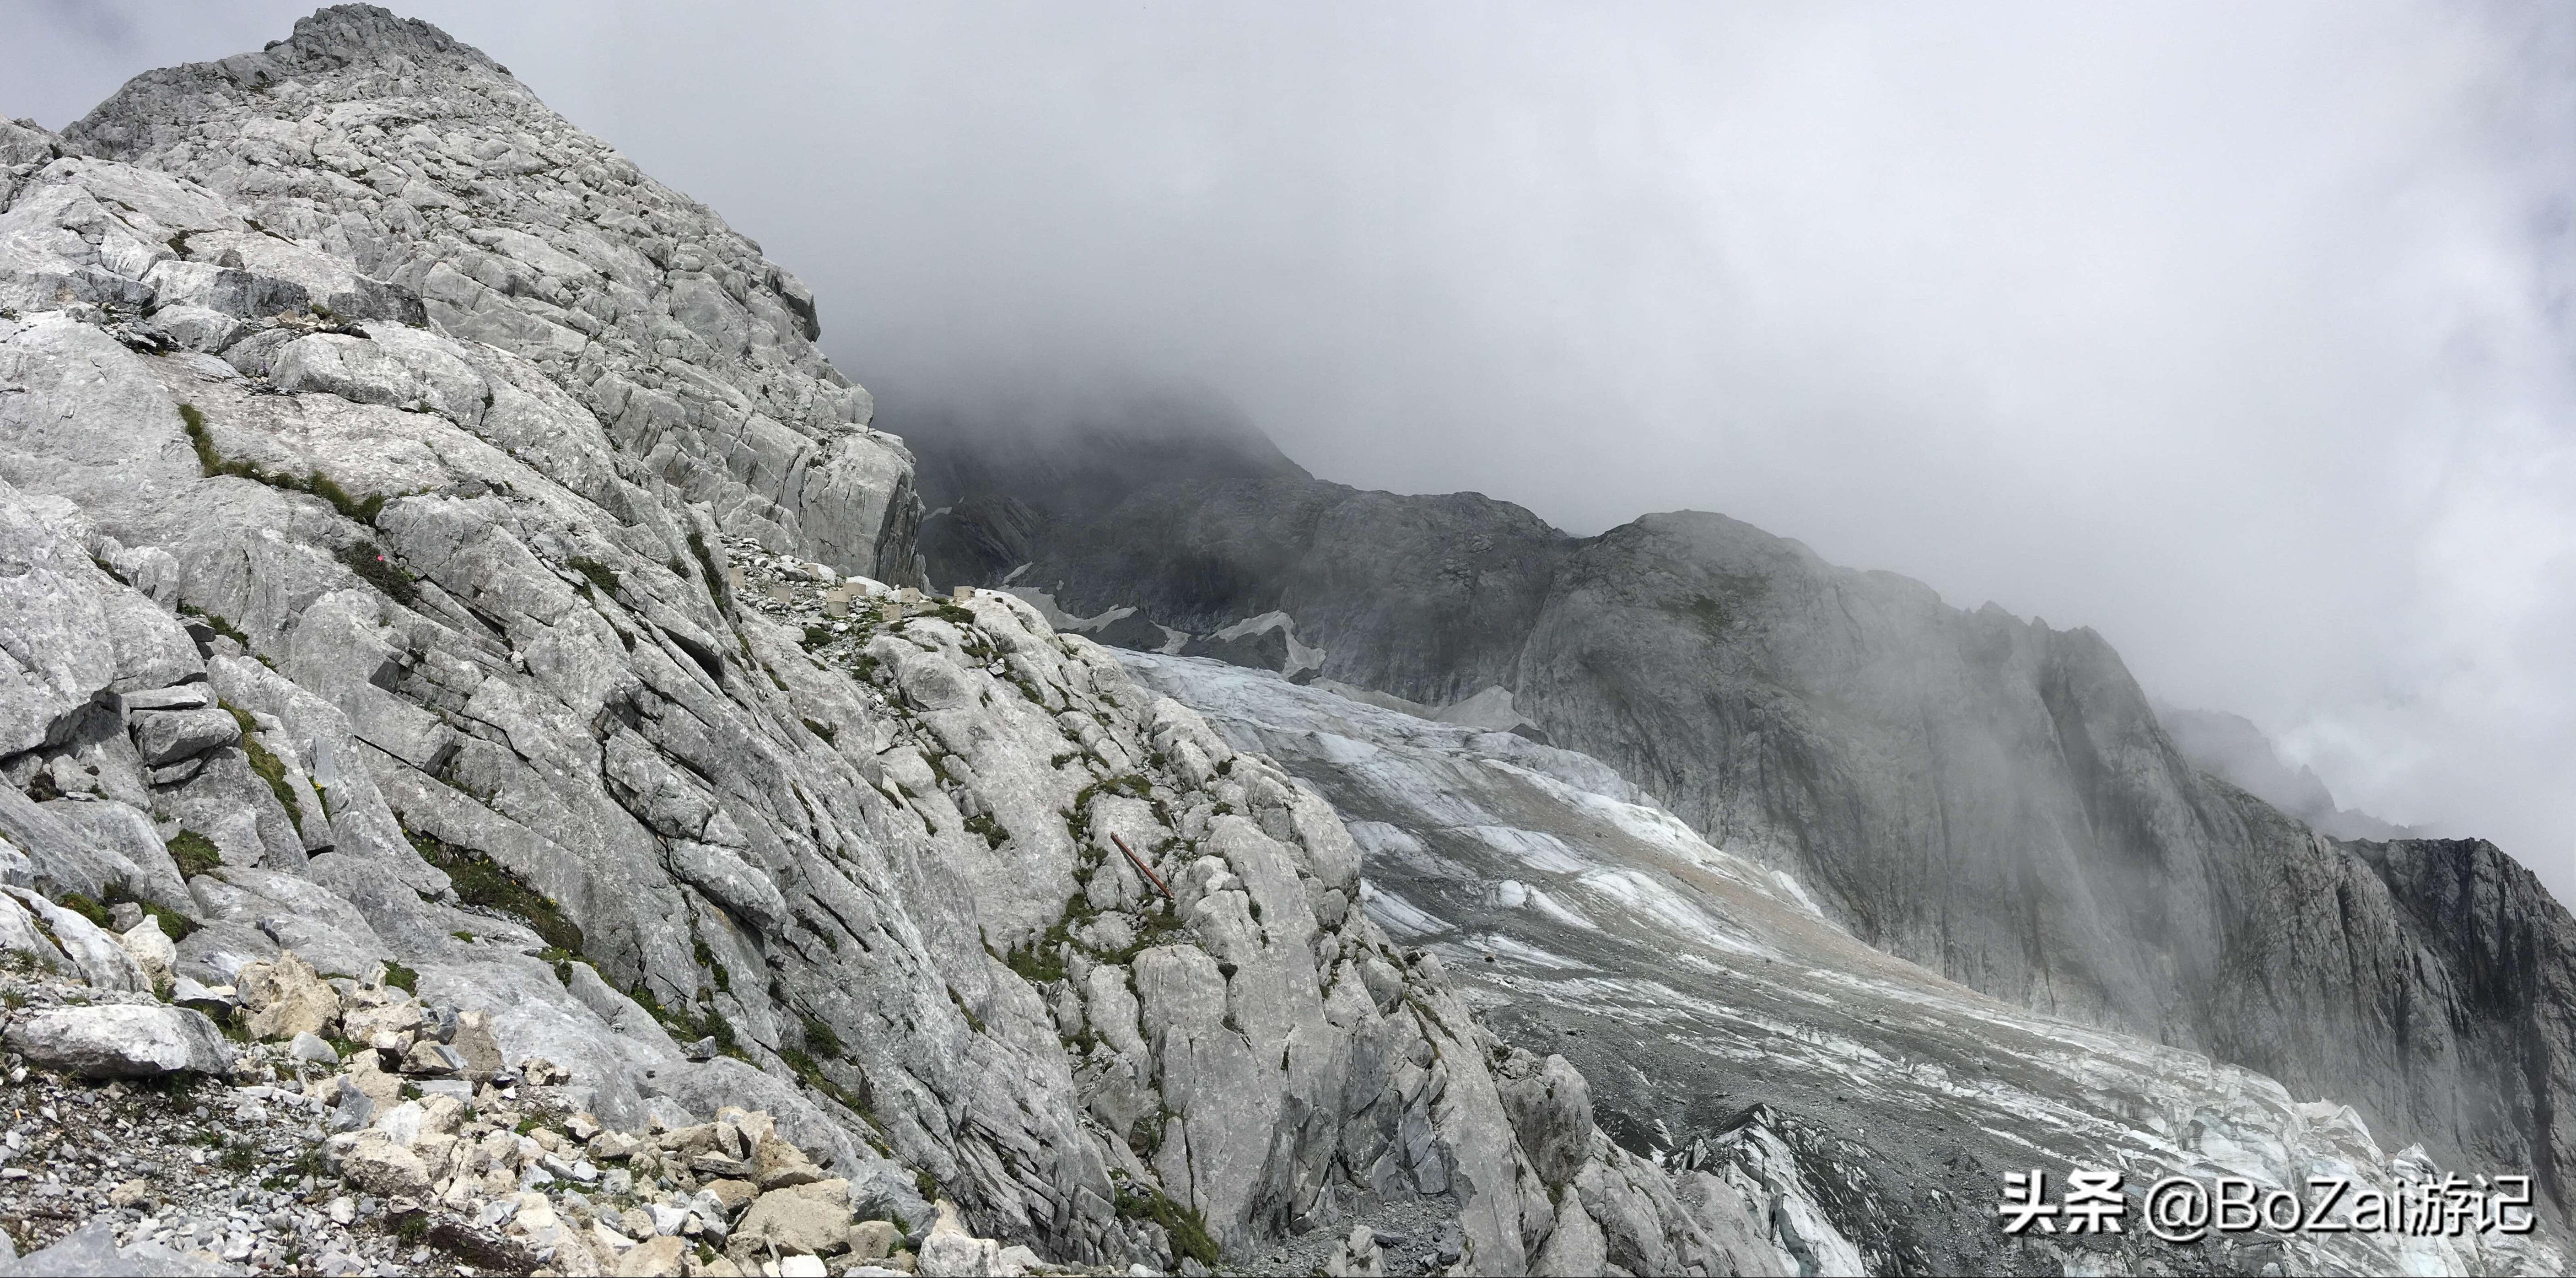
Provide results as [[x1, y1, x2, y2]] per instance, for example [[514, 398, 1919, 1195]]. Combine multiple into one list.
[[62, 2, 920, 584], [0, 6, 1770, 1273]]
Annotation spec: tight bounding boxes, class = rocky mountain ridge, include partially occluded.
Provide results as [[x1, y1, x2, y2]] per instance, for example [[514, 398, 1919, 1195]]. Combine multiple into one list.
[[0, 6, 1866, 1274], [919, 404, 2576, 1231], [2, 5, 2568, 1275]]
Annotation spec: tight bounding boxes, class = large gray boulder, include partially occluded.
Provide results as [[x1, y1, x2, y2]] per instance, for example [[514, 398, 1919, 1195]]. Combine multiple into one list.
[[129, 706, 239, 766], [3, 1003, 232, 1078], [4, 887, 146, 991], [1495, 1052, 1592, 1192]]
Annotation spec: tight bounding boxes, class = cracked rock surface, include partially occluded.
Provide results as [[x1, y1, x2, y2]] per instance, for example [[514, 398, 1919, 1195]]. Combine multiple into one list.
[[0, 6, 1784, 1274]]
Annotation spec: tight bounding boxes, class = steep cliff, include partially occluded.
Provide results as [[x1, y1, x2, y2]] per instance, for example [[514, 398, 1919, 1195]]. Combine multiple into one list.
[[936, 434, 2576, 1221], [1517, 511, 2576, 1213]]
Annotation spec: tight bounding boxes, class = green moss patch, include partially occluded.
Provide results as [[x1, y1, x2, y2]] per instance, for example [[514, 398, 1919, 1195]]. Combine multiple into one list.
[[181, 403, 387, 525], [1115, 1183, 1218, 1267], [686, 530, 730, 613], [570, 556, 621, 596], [1660, 573, 1770, 641], [56, 886, 198, 943], [221, 702, 304, 833], [336, 539, 418, 607], [409, 831, 584, 955], [961, 812, 1008, 850], [176, 604, 253, 652], [167, 830, 222, 879], [799, 1014, 845, 1060]]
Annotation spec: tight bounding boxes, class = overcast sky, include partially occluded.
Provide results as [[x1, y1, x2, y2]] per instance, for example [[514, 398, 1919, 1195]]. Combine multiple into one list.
[[15, 2, 2575, 888]]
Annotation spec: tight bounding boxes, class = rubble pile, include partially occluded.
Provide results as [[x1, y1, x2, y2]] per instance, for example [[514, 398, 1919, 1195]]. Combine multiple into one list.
[[0, 951, 1066, 1278]]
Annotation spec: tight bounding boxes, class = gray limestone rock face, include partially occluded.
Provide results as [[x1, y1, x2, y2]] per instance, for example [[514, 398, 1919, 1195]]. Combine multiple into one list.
[[172, 919, 276, 987], [1495, 1052, 1592, 1192], [64, 4, 920, 582], [27, 793, 191, 911], [3, 1003, 233, 1078], [0, 479, 138, 757], [0, 1219, 239, 1277], [5, 886, 147, 991], [5, 16, 1681, 1248], [129, 706, 241, 766]]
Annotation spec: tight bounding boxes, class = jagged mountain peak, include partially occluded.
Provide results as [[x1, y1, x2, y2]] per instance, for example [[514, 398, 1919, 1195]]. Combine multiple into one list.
[[76, 5, 529, 137]]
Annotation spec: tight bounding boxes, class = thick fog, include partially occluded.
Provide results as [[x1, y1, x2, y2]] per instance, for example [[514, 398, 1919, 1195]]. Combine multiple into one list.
[[16, 3, 2574, 886]]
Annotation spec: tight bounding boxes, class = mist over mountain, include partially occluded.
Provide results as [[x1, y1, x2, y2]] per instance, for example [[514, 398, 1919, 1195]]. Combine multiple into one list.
[[1, 5, 2571, 1276], [907, 403, 2576, 1234], [11, 2, 2571, 893], [2155, 701, 2431, 843]]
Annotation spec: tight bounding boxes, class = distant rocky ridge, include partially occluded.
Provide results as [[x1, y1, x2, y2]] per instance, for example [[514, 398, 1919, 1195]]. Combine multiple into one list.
[[915, 390, 1308, 593], [2155, 701, 2428, 842], [914, 396, 2576, 1228]]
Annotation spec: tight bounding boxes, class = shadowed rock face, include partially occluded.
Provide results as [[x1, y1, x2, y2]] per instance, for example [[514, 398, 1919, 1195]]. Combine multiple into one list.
[[916, 392, 1311, 590], [2349, 832, 2576, 1213], [925, 428, 2576, 1219], [998, 476, 1576, 705], [1514, 510, 2229, 1032], [1518, 512, 2576, 1215]]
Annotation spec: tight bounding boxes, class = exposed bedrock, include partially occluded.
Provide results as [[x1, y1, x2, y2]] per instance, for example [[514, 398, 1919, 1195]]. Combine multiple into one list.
[[926, 410, 2576, 1226]]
